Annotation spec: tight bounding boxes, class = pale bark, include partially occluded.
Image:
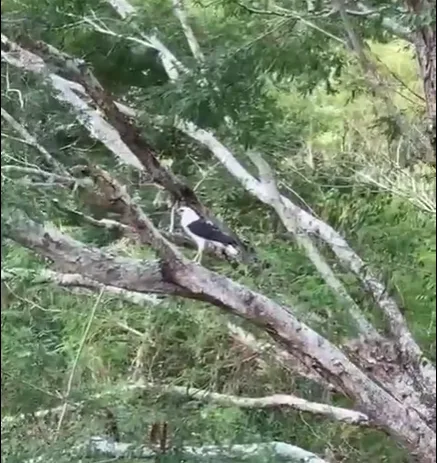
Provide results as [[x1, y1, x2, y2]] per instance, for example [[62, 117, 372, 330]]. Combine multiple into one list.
[[1, 379, 369, 427], [406, 0, 436, 161], [171, 0, 205, 62], [88, 437, 329, 461], [227, 323, 338, 391], [1, 269, 161, 306], [247, 150, 378, 338], [151, 383, 370, 426]]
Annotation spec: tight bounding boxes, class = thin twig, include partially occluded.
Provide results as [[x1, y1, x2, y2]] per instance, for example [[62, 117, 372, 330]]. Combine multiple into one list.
[[55, 287, 104, 437]]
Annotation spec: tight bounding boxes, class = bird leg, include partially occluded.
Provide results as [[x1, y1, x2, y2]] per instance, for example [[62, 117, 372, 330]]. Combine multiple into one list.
[[194, 249, 203, 264], [193, 243, 204, 264]]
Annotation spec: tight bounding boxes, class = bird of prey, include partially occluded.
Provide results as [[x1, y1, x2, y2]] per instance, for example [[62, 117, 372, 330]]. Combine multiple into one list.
[[178, 206, 239, 263]]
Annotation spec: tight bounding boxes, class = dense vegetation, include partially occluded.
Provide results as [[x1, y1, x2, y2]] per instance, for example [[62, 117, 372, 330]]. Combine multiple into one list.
[[1, 0, 436, 462]]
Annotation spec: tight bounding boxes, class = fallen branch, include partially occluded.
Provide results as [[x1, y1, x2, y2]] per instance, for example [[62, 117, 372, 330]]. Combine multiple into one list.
[[1, 379, 369, 428], [155, 383, 370, 426], [88, 437, 329, 461]]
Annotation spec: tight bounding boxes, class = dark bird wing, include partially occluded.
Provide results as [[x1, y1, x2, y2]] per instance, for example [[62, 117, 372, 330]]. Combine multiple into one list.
[[187, 219, 237, 246]]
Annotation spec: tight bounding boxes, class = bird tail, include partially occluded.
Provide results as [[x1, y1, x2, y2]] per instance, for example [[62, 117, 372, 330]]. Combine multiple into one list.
[[226, 245, 239, 256]]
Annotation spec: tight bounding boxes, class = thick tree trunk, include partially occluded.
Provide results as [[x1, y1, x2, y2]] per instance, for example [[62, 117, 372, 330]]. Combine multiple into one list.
[[407, 0, 436, 162]]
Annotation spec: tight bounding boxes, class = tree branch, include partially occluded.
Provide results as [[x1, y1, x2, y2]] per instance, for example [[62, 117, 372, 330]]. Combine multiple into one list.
[[77, 12, 187, 80], [247, 151, 378, 338], [1, 34, 145, 170], [1, 165, 83, 188], [3, 213, 183, 295], [1, 107, 68, 174], [88, 437, 329, 461], [154, 382, 370, 426], [171, 0, 205, 62], [227, 323, 338, 391], [1, 378, 369, 427], [1, 268, 161, 305]]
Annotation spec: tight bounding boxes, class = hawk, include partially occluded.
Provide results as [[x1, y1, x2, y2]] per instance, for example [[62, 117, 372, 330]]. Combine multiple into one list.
[[178, 207, 239, 263]]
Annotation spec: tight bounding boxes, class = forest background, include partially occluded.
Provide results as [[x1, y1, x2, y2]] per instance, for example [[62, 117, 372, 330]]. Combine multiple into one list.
[[1, 0, 436, 462]]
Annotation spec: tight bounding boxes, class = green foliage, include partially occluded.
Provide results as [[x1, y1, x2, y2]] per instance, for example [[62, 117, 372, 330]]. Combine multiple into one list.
[[1, 0, 435, 461]]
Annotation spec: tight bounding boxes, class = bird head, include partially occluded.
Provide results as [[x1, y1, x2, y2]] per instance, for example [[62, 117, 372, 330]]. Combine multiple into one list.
[[178, 206, 200, 222], [177, 206, 191, 215]]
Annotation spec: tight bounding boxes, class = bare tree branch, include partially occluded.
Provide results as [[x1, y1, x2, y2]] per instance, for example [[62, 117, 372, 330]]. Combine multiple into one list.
[[154, 382, 370, 425], [1, 165, 82, 187], [1, 268, 161, 305], [1, 378, 369, 427], [26, 437, 329, 463], [171, 0, 205, 62], [88, 437, 329, 461], [247, 151, 378, 338], [3, 214, 182, 295], [1, 35, 145, 170], [1, 107, 68, 174]]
